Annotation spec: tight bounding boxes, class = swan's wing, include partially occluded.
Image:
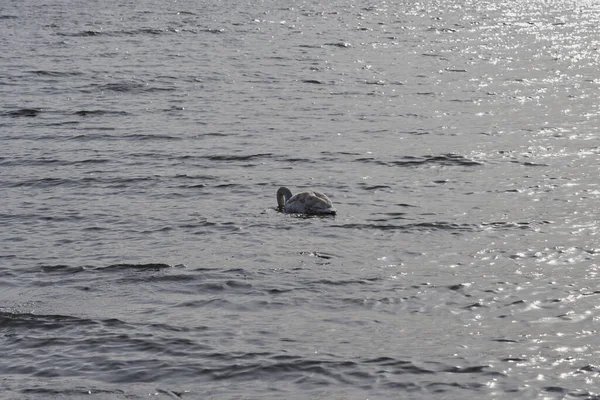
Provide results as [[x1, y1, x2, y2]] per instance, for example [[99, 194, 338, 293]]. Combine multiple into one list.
[[284, 192, 336, 215], [283, 193, 308, 214], [307, 193, 336, 215], [284, 191, 336, 215], [312, 191, 333, 205], [307, 192, 335, 214]]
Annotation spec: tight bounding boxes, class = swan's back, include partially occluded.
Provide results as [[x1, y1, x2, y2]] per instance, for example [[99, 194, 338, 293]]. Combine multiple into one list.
[[285, 191, 336, 215]]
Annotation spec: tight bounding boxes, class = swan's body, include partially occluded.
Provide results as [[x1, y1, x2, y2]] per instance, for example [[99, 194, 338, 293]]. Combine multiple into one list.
[[277, 187, 336, 215]]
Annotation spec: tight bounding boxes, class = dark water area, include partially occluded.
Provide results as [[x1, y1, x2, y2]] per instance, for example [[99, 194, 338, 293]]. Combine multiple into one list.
[[2, 0, 600, 398]]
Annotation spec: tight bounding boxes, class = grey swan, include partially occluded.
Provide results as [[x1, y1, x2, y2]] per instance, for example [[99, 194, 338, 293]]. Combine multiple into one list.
[[276, 187, 336, 215]]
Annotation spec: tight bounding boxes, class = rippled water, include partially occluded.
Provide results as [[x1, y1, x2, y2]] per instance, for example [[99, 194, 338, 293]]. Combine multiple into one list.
[[2, 0, 600, 398]]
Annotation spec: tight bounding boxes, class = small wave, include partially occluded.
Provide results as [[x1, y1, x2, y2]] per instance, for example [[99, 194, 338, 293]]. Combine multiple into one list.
[[128, 28, 177, 35], [321, 151, 361, 156], [392, 154, 482, 167], [57, 28, 180, 37], [64, 133, 114, 141], [96, 263, 172, 272], [302, 79, 325, 84], [519, 161, 549, 167], [176, 183, 206, 189], [325, 42, 351, 48], [355, 153, 483, 168], [298, 44, 323, 49], [428, 27, 458, 33], [8, 177, 72, 188], [39, 121, 81, 129], [94, 81, 147, 93], [28, 70, 82, 77], [73, 110, 129, 117], [335, 221, 477, 232], [358, 184, 392, 191], [189, 220, 243, 234], [4, 108, 42, 117], [199, 28, 225, 34], [175, 28, 224, 34], [308, 277, 381, 286], [173, 173, 218, 181], [81, 81, 175, 95], [193, 132, 230, 137], [0, 311, 123, 330], [207, 153, 273, 161], [21, 387, 123, 397], [40, 265, 86, 274], [300, 251, 334, 260], [57, 30, 102, 37], [176, 298, 237, 309], [277, 157, 312, 163], [122, 133, 182, 141], [480, 220, 548, 231], [365, 80, 386, 85], [8, 175, 161, 189], [368, 212, 408, 222]]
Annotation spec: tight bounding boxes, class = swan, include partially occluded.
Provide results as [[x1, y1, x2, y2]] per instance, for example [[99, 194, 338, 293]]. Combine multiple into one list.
[[277, 187, 336, 215]]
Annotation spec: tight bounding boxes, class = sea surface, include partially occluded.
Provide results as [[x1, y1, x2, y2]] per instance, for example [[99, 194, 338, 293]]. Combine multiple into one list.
[[2, 0, 600, 398]]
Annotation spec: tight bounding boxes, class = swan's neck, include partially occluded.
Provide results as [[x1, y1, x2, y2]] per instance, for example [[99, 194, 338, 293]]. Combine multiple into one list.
[[277, 187, 293, 210], [277, 193, 285, 209]]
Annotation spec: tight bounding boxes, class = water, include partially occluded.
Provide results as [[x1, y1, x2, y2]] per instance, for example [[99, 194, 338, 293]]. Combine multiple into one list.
[[2, 0, 600, 398]]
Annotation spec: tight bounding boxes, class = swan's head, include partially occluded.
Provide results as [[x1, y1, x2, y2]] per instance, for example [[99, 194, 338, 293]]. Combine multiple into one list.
[[277, 187, 293, 210]]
